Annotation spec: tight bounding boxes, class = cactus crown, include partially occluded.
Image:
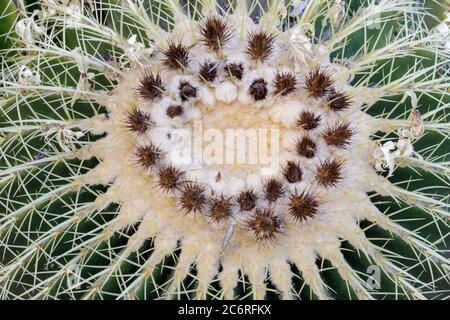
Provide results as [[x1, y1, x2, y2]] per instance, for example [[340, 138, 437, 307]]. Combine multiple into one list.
[[0, 0, 449, 300]]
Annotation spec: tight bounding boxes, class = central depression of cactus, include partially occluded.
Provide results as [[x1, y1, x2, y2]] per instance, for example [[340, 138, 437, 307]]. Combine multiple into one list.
[[0, 0, 449, 300]]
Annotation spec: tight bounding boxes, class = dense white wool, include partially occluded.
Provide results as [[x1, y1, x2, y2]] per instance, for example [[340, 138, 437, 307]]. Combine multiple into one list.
[[150, 97, 183, 126], [198, 86, 216, 106], [215, 81, 238, 103]]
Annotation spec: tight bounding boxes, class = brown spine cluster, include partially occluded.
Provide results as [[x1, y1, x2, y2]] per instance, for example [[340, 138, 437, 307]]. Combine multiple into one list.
[[305, 68, 333, 98], [249, 78, 268, 101], [246, 31, 275, 62], [225, 62, 244, 80], [316, 159, 343, 187], [179, 81, 197, 101], [296, 136, 317, 158], [126, 109, 151, 135], [237, 189, 257, 211], [273, 71, 297, 96], [199, 16, 233, 51], [263, 178, 285, 203], [157, 165, 185, 192], [209, 196, 233, 222], [283, 161, 303, 183], [166, 105, 184, 118], [137, 71, 165, 101], [162, 41, 190, 70], [199, 61, 218, 82], [288, 191, 319, 222], [246, 208, 284, 243], [327, 90, 352, 112], [297, 111, 321, 131], [322, 122, 354, 148], [135, 143, 163, 170], [179, 182, 207, 214]]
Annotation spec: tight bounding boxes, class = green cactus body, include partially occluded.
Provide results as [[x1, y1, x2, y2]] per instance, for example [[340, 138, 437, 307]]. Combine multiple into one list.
[[0, 0, 449, 300]]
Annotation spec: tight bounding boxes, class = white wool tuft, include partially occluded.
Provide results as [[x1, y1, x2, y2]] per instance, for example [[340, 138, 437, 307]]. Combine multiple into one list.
[[215, 81, 238, 104], [198, 86, 216, 107]]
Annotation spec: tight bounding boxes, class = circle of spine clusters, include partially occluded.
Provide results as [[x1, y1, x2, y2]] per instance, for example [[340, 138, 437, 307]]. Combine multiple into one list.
[[123, 15, 361, 245]]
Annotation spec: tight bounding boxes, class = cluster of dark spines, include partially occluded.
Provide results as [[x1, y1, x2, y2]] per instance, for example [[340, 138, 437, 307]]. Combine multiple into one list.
[[162, 40, 190, 70], [199, 61, 218, 82], [246, 30, 276, 62], [225, 62, 244, 80], [208, 195, 233, 222], [315, 158, 343, 187], [288, 191, 319, 222], [249, 78, 268, 101], [322, 122, 355, 148], [135, 143, 164, 170], [273, 71, 297, 96], [199, 16, 233, 51], [156, 165, 185, 193], [126, 109, 151, 135], [304, 67, 333, 98], [178, 80, 197, 101], [236, 189, 257, 211], [137, 71, 165, 101], [263, 178, 285, 203], [283, 161, 303, 183], [327, 90, 352, 112], [246, 208, 284, 243], [179, 182, 207, 214], [166, 104, 184, 118], [296, 136, 317, 159], [296, 111, 321, 131]]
